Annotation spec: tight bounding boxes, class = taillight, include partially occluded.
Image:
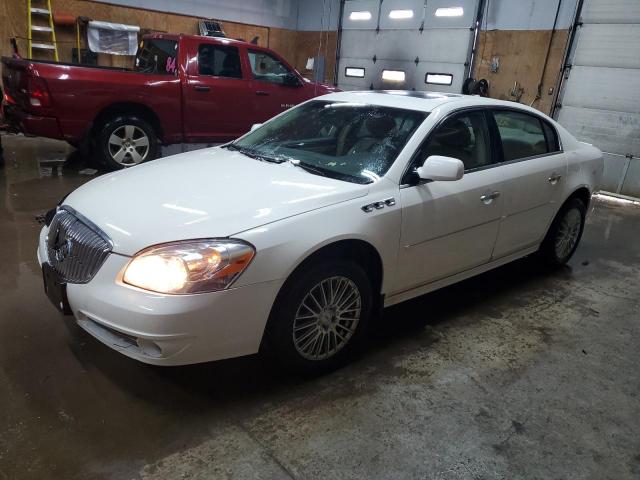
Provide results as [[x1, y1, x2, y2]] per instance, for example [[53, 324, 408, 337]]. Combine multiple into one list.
[[27, 76, 51, 108], [3, 91, 15, 104]]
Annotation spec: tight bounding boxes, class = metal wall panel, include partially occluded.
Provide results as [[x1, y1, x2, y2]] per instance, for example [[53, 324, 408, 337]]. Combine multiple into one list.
[[339, 29, 377, 58], [379, 0, 425, 30], [572, 24, 640, 69], [581, 0, 640, 24], [620, 159, 640, 197], [598, 153, 631, 193], [342, 0, 380, 29]]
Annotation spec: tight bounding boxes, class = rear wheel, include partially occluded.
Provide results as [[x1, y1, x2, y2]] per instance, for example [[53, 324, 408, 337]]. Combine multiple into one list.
[[267, 260, 373, 374], [95, 115, 158, 171], [539, 198, 586, 266]]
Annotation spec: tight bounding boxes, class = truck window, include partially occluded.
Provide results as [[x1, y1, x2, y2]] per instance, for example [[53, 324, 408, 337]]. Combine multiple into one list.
[[248, 50, 293, 85], [198, 44, 242, 78], [135, 39, 178, 75]]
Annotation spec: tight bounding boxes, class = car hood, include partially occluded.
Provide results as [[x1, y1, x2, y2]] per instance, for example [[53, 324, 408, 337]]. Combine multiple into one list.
[[63, 147, 368, 256]]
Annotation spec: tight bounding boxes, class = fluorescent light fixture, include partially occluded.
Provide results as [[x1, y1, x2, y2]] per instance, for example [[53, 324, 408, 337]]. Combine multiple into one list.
[[435, 6, 464, 17], [345, 67, 365, 78], [349, 10, 372, 21], [389, 9, 414, 19], [381, 70, 405, 82], [425, 73, 453, 85]]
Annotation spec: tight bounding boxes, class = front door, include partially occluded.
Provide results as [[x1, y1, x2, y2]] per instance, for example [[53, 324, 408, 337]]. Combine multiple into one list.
[[490, 109, 568, 258], [184, 42, 253, 142], [246, 49, 307, 122], [394, 110, 504, 294]]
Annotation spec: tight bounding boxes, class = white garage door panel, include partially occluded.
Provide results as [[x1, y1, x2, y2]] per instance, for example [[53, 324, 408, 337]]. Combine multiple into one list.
[[424, 0, 477, 28], [599, 153, 632, 192], [413, 62, 466, 93], [337, 59, 376, 88], [379, 0, 425, 29], [375, 60, 416, 90], [573, 24, 640, 69], [339, 29, 377, 59], [621, 159, 640, 197], [557, 106, 640, 157], [342, 0, 380, 29], [374, 29, 470, 63], [561, 66, 640, 113], [581, 0, 640, 24]]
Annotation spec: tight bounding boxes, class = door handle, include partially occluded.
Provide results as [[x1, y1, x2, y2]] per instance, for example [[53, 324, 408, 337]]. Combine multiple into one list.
[[548, 173, 562, 184], [480, 191, 501, 204], [194, 85, 210, 92], [255, 90, 270, 96]]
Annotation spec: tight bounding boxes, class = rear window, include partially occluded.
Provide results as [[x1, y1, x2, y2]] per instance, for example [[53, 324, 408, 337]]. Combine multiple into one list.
[[493, 110, 549, 161], [135, 39, 178, 75]]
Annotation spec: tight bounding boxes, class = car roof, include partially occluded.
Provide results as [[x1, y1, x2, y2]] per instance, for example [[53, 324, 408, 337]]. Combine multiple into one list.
[[317, 90, 550, 117]]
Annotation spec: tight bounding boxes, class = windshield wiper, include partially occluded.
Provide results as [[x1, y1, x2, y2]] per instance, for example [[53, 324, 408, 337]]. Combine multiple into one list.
[[287, 159, 328, 178], [223, 144, 285, 164]]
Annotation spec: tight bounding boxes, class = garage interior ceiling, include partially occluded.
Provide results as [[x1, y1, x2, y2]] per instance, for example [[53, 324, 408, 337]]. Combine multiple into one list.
[[556, 0, 640, 197], [337, 0, 480, 92]]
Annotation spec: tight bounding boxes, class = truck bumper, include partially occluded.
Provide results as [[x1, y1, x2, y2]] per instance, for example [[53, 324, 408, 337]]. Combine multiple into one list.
[[2, 103, 63, 139]]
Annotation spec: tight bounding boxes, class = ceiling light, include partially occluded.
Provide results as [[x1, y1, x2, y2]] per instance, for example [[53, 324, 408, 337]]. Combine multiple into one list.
[[349, 11, 372, 21], [389, 9, 414, 19]]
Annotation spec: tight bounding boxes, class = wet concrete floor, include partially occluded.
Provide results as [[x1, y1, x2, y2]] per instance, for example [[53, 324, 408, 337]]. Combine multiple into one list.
[[0, 134, 639, 479]]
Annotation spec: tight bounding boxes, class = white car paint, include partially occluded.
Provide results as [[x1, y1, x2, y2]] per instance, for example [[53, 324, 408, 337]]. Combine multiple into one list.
[[38, 91, 604, 365]]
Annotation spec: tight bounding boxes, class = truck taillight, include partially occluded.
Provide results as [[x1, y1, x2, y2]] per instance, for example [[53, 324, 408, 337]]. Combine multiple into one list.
[[27, 76, 51, 108], [3, 91, 15, 104]]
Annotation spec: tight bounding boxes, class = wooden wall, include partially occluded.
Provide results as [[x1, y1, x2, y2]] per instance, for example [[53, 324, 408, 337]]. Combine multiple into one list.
[[0, 0, 337, 83], [472, 29, 569, 115]]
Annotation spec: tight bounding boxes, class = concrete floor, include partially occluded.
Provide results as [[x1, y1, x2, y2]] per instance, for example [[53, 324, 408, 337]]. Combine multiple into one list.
[[0, 133, 639, 480]]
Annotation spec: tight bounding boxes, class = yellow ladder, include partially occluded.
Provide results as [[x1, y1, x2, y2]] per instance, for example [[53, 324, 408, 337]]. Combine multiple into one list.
[[27, 0, 59, 61]]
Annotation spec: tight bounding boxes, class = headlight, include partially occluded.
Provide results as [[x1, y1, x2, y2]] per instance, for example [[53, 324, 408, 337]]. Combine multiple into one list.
[[122, 239, 255, 294]]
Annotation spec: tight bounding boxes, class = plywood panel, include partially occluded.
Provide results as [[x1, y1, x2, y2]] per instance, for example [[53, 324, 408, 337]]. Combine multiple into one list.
[[472, 29, 569, 115]]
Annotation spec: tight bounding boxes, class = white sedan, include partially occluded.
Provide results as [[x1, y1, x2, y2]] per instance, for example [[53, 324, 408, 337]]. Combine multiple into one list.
[[38, 91, 603, 373]]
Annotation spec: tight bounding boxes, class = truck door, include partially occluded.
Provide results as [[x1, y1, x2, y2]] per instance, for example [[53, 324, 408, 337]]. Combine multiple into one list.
[[246, 48, 308, 122], [184, 41, 253, 142]]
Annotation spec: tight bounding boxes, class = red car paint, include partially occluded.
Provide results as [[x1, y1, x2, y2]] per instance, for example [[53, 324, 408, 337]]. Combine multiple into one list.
[[1, 33, 338, 147]]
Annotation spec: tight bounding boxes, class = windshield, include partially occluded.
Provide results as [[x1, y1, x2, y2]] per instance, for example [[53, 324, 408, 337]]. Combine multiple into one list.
[[231, 101, 428, 184]]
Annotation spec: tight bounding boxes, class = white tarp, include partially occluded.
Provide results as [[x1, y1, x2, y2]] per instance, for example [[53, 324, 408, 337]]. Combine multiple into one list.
[[87, 21, 140, 55]]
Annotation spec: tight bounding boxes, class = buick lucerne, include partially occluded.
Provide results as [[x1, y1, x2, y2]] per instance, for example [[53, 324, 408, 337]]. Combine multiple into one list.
[[38, 91, 603, 372]]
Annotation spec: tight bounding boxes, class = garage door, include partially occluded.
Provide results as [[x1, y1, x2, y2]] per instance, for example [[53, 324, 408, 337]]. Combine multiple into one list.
[[556, 0, 640, 197], [337, 0, 479, 93]]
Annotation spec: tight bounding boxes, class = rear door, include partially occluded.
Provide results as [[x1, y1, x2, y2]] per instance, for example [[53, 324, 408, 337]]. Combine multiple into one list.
[[490, 109, 567, 258], [246, 49, 308, 122], [183, 41, 253, 141], [394, 109, 504, 293]]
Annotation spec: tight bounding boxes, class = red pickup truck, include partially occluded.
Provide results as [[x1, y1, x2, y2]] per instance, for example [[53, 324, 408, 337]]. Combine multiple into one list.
[[1, 33, 337, 170]]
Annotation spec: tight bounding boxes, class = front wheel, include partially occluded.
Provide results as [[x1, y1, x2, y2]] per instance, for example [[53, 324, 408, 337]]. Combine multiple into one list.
[[539, 198, 586, 266], [95, 115, 158, 171], [267, 260, 373, 374]]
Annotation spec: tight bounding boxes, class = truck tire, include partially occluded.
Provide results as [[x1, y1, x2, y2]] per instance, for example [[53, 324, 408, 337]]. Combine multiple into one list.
[[95, 115, 158, 171]]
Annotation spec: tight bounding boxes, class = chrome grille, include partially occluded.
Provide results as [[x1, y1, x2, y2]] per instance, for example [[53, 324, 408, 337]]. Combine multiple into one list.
[[46, 207, 112, 283]]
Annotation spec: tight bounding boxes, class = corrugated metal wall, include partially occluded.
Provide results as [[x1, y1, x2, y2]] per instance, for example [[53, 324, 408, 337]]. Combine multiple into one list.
[[556, 0, 640, 197], [336, 0, 479, 92]]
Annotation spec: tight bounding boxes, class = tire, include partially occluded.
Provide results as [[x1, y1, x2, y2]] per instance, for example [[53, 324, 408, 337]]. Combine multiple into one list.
[[95, 115, 158, 171], [539, 197, 586, 266], [266, 260, 373, 375]]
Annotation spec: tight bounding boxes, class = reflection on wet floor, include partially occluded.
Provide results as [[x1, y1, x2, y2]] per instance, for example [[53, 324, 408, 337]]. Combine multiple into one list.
[[1, 133, 640, 480]]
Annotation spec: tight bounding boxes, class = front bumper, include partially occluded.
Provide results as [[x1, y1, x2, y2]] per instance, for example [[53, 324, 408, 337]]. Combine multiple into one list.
[[3, 103, 63, 139], [38, 227, 282, 365]]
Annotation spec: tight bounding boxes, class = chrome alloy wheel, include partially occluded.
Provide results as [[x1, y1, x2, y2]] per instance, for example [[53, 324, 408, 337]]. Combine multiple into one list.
[[108, 125, 150, 166], [555, 208, 582, 259], [292, 276, 362, 361]]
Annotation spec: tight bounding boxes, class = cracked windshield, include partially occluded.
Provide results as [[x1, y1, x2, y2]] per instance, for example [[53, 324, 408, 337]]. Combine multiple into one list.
[[230, 101, 428, 184]]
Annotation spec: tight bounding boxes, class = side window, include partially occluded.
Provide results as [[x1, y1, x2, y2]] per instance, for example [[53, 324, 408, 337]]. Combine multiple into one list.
[[493, 110, 549, 161], [198, 44, 242, 78], [248, 50, 293, 84], [416, 111, 492, 172], [542, 121, 561, 153]]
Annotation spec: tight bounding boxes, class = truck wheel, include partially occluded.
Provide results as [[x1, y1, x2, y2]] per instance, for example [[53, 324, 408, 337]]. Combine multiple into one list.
[[539, 198, 586, 267], [96, 115, 158, 171], [266, 260, 373, 375]]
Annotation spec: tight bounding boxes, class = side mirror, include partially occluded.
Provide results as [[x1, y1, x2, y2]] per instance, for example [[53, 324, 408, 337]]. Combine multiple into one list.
[[416, 155, 464, 182], [250, 123, 262, 132], [283, 73, 302, 87]]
